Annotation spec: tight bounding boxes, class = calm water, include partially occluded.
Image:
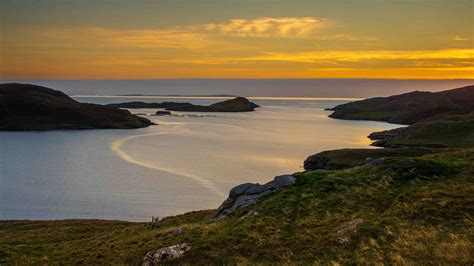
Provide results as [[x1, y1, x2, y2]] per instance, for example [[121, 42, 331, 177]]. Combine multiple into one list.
[[0, 97, 401, 221]]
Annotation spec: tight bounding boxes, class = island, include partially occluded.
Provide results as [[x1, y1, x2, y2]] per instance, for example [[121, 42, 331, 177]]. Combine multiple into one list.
[[1, 85, 472, 264], [0, 83, 153, 130], [107, 97, 260, 112]]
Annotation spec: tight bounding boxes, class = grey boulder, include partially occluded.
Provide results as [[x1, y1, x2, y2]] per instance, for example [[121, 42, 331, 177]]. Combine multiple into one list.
[[216, 175, 295, 218], [142, 243, 191, 265]]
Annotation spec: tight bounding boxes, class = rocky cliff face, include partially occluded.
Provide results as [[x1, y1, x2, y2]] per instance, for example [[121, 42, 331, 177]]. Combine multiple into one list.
[[0, 83, 153, 130]]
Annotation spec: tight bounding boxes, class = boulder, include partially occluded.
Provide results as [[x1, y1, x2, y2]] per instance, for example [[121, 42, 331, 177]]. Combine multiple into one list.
[[142, 243, 191, 265], [216, 175, 295, 218]]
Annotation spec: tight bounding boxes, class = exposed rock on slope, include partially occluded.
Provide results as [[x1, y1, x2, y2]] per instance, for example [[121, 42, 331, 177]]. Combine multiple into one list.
[[108, 97, 260, 112], [0, 83, 153, 130], [216, 175, 295, 218], [143, 243, 191, 265]]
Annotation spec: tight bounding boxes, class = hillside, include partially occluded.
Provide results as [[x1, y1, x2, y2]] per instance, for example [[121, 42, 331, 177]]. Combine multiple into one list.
[[1, 149, 472, 264], [0, 83, 153, 130], [328, 85, 474, 125], [328, 85, 474, 148], [369, 111, 474, 148]]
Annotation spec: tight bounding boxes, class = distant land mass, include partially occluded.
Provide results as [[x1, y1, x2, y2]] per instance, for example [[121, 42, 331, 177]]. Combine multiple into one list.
[[108, 97, 260, 112], [117, 94, 238, 97], [3, 79, 473, 98], [328, 85, 474, 148], [0, 83, 153, 130]]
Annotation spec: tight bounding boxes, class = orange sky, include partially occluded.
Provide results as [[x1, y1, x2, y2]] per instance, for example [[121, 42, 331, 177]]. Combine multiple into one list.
[[1, 0, 473, 79]]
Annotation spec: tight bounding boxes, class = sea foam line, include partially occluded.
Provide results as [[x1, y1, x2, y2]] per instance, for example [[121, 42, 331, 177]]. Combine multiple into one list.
[[111, 132, 226, 197]]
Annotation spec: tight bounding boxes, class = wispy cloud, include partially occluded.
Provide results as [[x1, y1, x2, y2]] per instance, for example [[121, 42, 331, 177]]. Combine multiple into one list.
[[240, 49, 474, 63], [202, 17, 332, 38]]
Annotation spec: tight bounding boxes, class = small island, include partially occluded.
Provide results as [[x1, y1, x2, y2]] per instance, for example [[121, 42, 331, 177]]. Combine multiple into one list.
[[0, 83, 153, 130], [107, 97, 260, 112]]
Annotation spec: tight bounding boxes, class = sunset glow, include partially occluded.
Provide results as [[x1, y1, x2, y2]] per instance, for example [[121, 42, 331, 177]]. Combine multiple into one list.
[[1, 0, 473, 79]]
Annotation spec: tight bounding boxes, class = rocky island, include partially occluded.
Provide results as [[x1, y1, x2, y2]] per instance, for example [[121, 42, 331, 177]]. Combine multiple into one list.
[[107, 97, 260, 112], [0, 83, 153, 130]]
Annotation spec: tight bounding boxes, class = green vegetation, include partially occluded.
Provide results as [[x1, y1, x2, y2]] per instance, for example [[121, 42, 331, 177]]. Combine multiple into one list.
[[1, 149, 473, 264], [328, 85, 474, 148], [303, 147, 444, 170], [370, 111, 474, 148], [328, 85, 473, 125]]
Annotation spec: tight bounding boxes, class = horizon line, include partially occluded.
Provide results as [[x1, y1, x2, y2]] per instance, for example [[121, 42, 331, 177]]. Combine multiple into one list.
[[2, 78, 474, 81]]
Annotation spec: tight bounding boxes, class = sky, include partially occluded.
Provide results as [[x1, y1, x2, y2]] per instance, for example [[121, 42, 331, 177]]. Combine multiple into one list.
[[1, 0, 473, 79]]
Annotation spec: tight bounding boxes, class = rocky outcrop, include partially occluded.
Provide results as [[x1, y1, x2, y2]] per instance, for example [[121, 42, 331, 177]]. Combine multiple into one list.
[[0, 83, 153, 130], [142, 243, 191, 265], [216, 175, 295, 218]]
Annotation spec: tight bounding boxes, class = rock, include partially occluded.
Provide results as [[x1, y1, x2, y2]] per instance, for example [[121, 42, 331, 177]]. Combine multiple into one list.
[[244, 184, 267, 195], [229, 183, 254, 198], [155, 110, 172, 116], [273, 175, 296, 187], [175, 227, 183, 234], [240, 210, 259, 219], [331, 218, 364, 244], [142, 243, 191, 265], [361, 157, 386, 168], [303, 155, 331, 170], [216, 175, 295, 218]]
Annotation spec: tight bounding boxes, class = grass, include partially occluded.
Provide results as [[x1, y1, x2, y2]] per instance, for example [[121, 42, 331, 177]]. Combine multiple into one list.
[[304, 147, 445, 170], [372, 112, 474, 148], [1, 149, 473, 264]]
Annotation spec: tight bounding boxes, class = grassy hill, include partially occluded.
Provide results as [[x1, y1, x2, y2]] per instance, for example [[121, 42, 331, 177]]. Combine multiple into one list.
[[328, 85, 473, 125], [1, 149, 473, 264], [369, 111, 474, 148]]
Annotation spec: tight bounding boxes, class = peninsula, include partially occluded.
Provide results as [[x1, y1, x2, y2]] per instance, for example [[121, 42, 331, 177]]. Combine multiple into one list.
[[0, 83, 153, 130]]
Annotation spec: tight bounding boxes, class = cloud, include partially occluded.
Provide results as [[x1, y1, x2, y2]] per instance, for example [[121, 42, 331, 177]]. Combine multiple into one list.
[[452, 35, 469, 41], [202, 17, 332, 38], [240, 49, 474, 63]]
